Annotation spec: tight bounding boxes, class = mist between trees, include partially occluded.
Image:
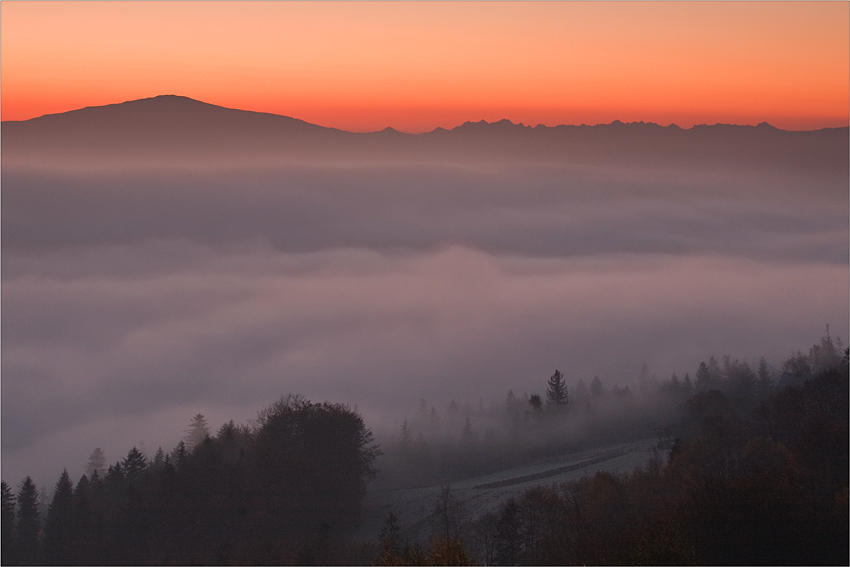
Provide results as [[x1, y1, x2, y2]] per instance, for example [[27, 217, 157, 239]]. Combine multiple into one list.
[[2, 331, 847, 565], [373, 330, 843, 490]]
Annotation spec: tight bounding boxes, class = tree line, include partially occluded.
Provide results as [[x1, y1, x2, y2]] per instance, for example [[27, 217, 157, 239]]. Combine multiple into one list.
[[374, 336, 848, 565], [376, 335, 821, 490], [2, 396, 380, 565], [2, 332, 846, 565]]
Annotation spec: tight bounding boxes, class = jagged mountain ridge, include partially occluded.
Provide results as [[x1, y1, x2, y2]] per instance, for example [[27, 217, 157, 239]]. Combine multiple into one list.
[[3, 95, 847, 169]]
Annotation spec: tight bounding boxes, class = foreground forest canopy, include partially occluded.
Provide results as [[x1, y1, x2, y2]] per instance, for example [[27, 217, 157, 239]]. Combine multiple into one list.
[[2, 333, 848, 565]]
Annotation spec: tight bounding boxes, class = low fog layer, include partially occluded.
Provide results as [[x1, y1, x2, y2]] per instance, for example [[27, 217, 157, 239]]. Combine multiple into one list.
[[4, 164, 846, 262], [2, 157, 848, 486]]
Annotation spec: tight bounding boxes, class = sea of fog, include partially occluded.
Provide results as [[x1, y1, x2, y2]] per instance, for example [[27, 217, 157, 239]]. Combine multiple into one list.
[[2, 162, 847, 487]]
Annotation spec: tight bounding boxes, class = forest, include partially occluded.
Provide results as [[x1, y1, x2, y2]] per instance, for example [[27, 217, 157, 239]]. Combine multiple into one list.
[[2, 332, 847, 565]]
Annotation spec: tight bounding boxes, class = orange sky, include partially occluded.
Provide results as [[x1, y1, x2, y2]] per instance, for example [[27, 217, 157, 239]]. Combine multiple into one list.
[[2, 2, 848, 132]]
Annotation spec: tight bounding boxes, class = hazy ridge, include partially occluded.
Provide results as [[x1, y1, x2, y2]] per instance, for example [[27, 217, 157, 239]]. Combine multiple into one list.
[[3, 95, 847, 169]]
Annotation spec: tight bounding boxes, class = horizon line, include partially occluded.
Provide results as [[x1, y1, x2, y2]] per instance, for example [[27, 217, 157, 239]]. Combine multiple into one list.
[[4, 94, 849, 135]]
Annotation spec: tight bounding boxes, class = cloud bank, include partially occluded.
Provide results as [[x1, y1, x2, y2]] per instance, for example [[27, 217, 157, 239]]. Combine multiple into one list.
[[2, 159, 847, 486]]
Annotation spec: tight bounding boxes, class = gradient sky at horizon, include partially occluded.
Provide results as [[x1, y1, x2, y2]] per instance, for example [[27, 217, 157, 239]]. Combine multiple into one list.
[[2, 1, 848, 132]]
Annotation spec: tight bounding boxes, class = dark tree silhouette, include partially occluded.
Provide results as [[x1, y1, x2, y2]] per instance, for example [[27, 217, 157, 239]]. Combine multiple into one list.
[[471, 510, 499, 566], [7, 331, 847, 566], [15, 477, 41, 565], [377, 512, 403, 565], [43, 469, 74, 564], [682, 372, 694, 395], [69, 474, 98, 565], [495, 498, 522, 565], [546, 369, 568, 407], [122, 447, 148, 484], [150, 447, 165, 472], [1, 481, 15, 565], [433, 485, 468, 543], [185, 413, 210, 451], [695, 360, 711, 391], [249, 395, 380, 541], [430, 485, 474, 565], [171, 440, 187, 469]]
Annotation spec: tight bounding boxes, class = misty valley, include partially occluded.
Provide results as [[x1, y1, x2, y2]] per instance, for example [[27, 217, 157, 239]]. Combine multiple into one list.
[[2, 96, 848, 565], [2, 334, 848, 565]]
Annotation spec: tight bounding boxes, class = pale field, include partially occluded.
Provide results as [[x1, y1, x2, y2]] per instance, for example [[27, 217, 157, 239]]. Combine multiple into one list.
[[356, 437, 660, 543]]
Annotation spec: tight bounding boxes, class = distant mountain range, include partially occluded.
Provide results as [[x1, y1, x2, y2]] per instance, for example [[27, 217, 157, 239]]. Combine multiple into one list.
[[3, 95, 847, 170]]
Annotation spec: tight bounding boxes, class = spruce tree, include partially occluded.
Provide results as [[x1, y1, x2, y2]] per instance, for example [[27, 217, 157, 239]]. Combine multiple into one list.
[[16, 477, 41, 565], [546, 369, 569, 407], [1, 481, 15, 565], [70, 475, 96, 565], [172, 440, 188, 469], [151, 447, 165, 472], [185, 413, 210, 452], [695, 361, 711, 390], [44, 469, 74, 563], [122, 447, 148, 484]]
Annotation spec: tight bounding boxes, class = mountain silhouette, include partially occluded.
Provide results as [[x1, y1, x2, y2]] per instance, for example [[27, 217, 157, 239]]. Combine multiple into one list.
[[2, 95, 345, 165], [3, 95, 847, 170]]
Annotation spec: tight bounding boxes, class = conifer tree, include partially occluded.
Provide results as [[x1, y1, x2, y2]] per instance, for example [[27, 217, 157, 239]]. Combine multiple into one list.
[[185, 413, 210, 451], [85, 447, 106, 478], [172, 440, 188, 469], [70, 475, 97, 565], [683, 372, 694, 394], [1, 481, 15, 565], [44, 469, 74, 563], [460, 416, 476, 446], [695, 361, 711, 390], [546, 369, 569, 407], [707, 355, 722, 382], [104, 463, 125, 492], [591, 375, 606, 398], [151, 447, 165, 472], [122, 447, 148, 484], [15, 477, 41, 565]]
